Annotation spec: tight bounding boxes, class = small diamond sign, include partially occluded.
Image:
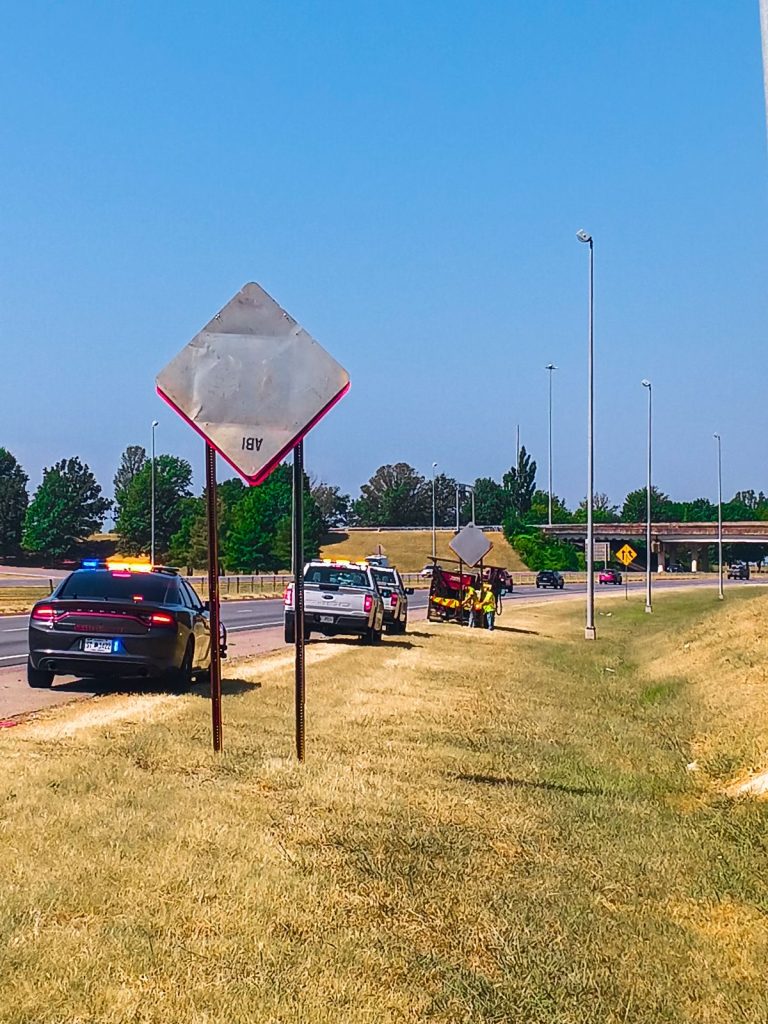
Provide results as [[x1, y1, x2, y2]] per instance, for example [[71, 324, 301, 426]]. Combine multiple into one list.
[[616, 544, 637, 567], [156, 282, 350, 485], [449, 524, 492, 567]]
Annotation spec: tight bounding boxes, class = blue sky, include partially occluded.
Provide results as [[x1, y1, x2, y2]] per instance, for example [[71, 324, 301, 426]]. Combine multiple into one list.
[[1, 1, 767, 515]]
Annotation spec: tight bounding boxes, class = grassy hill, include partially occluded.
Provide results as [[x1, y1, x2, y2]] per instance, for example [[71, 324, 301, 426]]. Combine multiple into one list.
[[320, 529, 528, 572]]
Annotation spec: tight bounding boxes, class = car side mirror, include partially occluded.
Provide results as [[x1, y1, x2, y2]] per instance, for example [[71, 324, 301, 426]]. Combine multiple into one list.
[[406, 587, 414, 595]]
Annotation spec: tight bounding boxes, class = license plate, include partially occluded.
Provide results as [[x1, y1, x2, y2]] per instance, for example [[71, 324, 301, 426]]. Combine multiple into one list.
[[319, 615, 334, 624], [84, 638, 113, 654]]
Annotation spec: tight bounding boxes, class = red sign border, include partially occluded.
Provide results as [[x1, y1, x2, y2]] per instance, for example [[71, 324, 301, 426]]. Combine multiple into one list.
[[156, 380, 351, 486]]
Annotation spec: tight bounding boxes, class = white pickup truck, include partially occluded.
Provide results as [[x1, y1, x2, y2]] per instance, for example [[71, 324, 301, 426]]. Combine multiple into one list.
[[284, 560, 385, 644]]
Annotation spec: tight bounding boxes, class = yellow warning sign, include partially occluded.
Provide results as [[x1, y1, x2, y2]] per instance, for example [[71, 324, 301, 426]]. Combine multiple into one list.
[[616, 544, 637, 567]]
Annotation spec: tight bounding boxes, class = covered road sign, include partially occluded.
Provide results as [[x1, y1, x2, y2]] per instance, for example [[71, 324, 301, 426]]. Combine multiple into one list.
[[156, 282, 350, 486], [156, 282, 350, 760], [449, 524, 492, 567]]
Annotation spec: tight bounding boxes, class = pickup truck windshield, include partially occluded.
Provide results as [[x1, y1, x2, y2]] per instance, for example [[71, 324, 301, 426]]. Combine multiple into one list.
[[305, 567, 369, 588]]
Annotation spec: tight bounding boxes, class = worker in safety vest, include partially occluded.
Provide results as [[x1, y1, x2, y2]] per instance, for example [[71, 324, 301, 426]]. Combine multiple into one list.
[[463, 584, 478, 627], [473, 583, 485, 628], [481, 582, 497, 630]]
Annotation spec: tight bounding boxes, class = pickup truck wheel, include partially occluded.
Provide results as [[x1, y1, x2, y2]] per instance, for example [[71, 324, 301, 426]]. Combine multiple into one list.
[[364, 626, 381, 645], [284, 619, 295, 644], [27, 659, 54, 688]]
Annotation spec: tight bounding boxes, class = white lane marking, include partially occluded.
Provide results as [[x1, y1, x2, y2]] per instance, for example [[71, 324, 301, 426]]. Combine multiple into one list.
[[227, 620, 283, 632], [0, 654, 25, 661]]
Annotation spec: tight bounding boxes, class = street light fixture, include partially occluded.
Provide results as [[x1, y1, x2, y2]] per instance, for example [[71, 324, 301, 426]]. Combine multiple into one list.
[[431, 462, 438, 559], [454, 484, 477, 531], [641, 380, 652, 613], [545, 364, 557, 526], [577, 229, 596, 640], [150, 420, 159, 566], [714, 433, 724, 600]]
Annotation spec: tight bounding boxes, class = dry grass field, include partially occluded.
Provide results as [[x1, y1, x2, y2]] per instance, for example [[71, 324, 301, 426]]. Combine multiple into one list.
[[320, 528, 527, 572], [0, 586, 52, 614], [1, 589, 767, 1022]]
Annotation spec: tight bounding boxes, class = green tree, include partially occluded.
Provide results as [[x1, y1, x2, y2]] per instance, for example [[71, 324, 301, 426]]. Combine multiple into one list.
[[311, 482, 351, 530], [620, 486, 672, 523], [502, 446, 537, 518], [573, 492, 619, 524], [114, 455, 193, 557], [22, 457, 111, 560], [464, 478, 508, 526], [670, 498, 716, 522], [222, 464, 322, 572], [0, 448, 29, 557], [168, 496, 206, 570], [352, 463, 430, 526], [113, 445, 147, 504], [527, 488, 571, 525], [433, 473, 459, 527]]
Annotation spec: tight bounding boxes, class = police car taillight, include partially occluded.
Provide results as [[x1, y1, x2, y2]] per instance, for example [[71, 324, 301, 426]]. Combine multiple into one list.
[[32, 605, 55, 622], [149, 612, 175, 627]]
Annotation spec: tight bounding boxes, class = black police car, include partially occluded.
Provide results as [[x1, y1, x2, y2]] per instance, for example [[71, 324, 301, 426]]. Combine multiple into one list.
[[27, 562, 225, 689]]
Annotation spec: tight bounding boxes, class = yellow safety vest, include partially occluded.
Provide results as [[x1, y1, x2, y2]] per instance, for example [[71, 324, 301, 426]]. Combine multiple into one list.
[[481, 590, 496, 613]]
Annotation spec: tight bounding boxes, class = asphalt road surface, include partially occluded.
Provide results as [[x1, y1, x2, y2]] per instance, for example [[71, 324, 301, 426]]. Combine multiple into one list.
[[0, 577, 762, 722]]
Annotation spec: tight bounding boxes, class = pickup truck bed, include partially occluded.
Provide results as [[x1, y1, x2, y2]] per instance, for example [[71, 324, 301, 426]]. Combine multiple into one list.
[[284, 562, 385, 644]]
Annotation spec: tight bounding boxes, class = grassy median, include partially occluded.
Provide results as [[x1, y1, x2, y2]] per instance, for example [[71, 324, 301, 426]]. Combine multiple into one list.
[[1, 589, 767, 1022]]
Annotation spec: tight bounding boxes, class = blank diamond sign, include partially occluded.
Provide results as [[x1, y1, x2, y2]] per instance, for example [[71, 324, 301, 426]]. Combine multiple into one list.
[[156, 282, 350, 485], [449, 524, 492, 567]]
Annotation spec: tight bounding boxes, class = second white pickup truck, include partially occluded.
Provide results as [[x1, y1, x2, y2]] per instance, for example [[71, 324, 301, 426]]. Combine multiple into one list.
[[284, 560, 385, 644]]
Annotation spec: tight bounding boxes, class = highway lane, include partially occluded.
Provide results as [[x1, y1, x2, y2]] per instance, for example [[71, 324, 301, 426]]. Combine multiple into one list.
[[0, 577, 762, 722], [0, 577, 760, 668], [0, 590, 433, 668]]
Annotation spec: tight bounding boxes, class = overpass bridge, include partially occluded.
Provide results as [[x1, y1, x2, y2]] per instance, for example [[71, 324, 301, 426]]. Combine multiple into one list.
[[540, 522, 768, 572]]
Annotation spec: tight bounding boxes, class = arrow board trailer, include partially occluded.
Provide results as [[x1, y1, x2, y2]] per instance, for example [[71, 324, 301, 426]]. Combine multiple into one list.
[[156, 282, 350, 486], [427, 558, 510, 626]]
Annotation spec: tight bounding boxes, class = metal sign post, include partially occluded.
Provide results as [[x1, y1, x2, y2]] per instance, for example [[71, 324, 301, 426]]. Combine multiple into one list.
[[205, 442, 223, 752], [293, 441, 306, 762]]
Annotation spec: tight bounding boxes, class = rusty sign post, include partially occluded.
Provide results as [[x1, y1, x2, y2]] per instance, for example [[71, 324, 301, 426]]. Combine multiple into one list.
[[156, 283, 349, 755], [293, 441, 306, 761], [205, 442, 223, 752]]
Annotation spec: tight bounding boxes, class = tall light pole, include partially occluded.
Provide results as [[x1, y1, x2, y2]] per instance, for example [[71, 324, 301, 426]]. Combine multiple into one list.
[[455, 484, 476, 530], [577, 229, 596, 640], [431, 462, 438, 559], [545, 364, 557, 526], [151, 420, 159, 565], [714, 433, 724, 600], [641, 380, 652, 613]]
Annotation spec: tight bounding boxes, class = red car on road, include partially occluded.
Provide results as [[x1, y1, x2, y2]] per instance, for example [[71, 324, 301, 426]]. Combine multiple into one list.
[[598, 568, 623, 585]]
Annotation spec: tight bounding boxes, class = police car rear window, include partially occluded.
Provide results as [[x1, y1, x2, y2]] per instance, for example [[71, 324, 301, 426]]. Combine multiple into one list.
[[305, 567, 369, 588], [58, 571, 175, 603]]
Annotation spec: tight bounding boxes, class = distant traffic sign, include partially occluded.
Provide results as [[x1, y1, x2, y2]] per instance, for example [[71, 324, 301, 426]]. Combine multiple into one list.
[[156, 282, 350, 486], [449, 524, 492, 567], [593, 541, 609, 562], [616, 544, 637, 567]]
